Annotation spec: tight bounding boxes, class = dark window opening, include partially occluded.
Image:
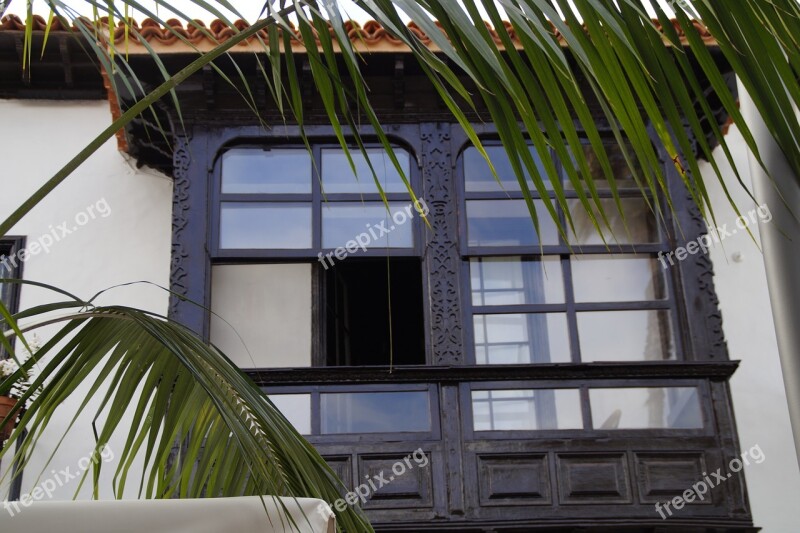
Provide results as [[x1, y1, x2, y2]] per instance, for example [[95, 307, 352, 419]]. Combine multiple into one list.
[[0, 238, 23, 358], [325, 258, 425, 366]]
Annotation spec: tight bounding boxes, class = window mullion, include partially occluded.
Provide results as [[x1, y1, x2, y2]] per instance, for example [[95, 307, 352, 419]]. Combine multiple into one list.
[[561, 255, 582, 364]]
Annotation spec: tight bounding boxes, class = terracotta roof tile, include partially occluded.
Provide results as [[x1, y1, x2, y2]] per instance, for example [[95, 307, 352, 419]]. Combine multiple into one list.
[[0, 14, 717, 53]]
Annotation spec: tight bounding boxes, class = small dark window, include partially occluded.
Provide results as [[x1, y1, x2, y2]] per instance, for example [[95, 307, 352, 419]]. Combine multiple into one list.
[[325, 258, 425, 366], [0, 238, 24, 357]]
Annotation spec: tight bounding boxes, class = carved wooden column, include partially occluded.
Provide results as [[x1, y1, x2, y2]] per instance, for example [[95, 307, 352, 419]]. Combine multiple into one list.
[[421, 122, 467, 519], [169, 130, 211, 339], [421, 122, 464, 366], [652, 126, 729, 361]]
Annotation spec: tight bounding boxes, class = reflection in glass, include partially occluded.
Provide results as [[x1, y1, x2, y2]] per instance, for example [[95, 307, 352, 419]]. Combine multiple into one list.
[[321, 148, 410, 194], [590, 387, 703, 429], [269, 394, 312, 434], [564, 141, 641, 190], [472, 389, 582, 431], [220, 203, 312, 249], [221, 148, 312, 194], [322, 202, 414, 249], [321, 391, 431, 434], [470, 256, 564, 305], [571, 254, 665, 302], [578, 310, 674, 362], [464, 145, 550, 192], [466, 200, 559, 247], [473, 313, 570, 364], [568, 198, 658, 245]]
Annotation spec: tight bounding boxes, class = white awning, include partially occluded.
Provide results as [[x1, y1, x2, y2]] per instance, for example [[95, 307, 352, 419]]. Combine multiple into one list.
[[0, 495, 335, 533]]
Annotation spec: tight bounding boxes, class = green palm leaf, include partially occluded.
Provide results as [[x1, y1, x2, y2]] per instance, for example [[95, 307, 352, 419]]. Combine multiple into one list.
[[0, 281, 371, 532]]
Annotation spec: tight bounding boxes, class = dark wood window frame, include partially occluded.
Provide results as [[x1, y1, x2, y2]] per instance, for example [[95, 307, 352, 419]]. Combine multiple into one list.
[[263, 382, 441, 444], [209, 136, 429, 367], [0, 236, 26, 503], [0, 237, 25, 354], [459, 378, 714, 440], [455, 138, 687, 366], [210, 140, 423, 260], [168, 121, 752, 530]]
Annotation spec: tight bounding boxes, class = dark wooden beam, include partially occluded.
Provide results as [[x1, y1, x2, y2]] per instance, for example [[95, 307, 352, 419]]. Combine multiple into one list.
[[247, 361, 741, 385]]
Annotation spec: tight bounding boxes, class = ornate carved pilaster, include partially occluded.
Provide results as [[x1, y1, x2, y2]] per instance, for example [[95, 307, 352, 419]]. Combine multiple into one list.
[[684, 190, 729, 360], [421, 123, 464, 365], [169, 133, 191, 318], [656, 125, 729, 361], [168, 131, 210, 338]]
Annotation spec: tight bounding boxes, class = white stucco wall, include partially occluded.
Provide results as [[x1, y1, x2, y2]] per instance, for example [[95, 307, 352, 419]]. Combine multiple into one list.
[[0, 99, 172, 501], [700, 126, 800, 532]]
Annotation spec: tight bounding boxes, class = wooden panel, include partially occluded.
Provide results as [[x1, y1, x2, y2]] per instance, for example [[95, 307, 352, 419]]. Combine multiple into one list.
[[477, 454, 551, 506], [323, 455, 353, 495], [357, 453, 433, 509], [557, 453, 632, 504], [635, 452, 710, 504]]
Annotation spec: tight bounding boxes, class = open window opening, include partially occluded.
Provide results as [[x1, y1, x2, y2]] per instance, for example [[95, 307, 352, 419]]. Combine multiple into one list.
[[324, 258, 425, 366]]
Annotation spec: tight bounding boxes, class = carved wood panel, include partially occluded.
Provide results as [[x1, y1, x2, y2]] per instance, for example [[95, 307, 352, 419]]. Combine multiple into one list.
[[421, 123, 464, 365], [169, 132, 191, 318], [168, 131, 211, 338]]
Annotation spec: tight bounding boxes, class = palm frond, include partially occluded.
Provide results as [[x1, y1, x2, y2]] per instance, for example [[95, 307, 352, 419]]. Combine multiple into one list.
[[0, 281, 370, 532]]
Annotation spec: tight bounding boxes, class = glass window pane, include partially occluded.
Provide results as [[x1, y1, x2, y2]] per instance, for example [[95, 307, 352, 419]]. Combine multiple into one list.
[[577, 310, 675, 362], [568, 198, 658, 245], [321, 148, 410, 194], [220, 203, 312, 249], [464, 145, 550, 192], [471, 257, 564, 305], [590, 387, 703, 429], [322, 202, 414, 249], [269, 394, 312, 434], [571, 254, 666, 302], [564, 141, 640, 190], [467, 200, 559, 247], [0, 262, 10, 303], [473, 313, 570, 364], [472, 389, 582, 431], [221, 148, 311, 194], [321, 391, 430, 434]]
